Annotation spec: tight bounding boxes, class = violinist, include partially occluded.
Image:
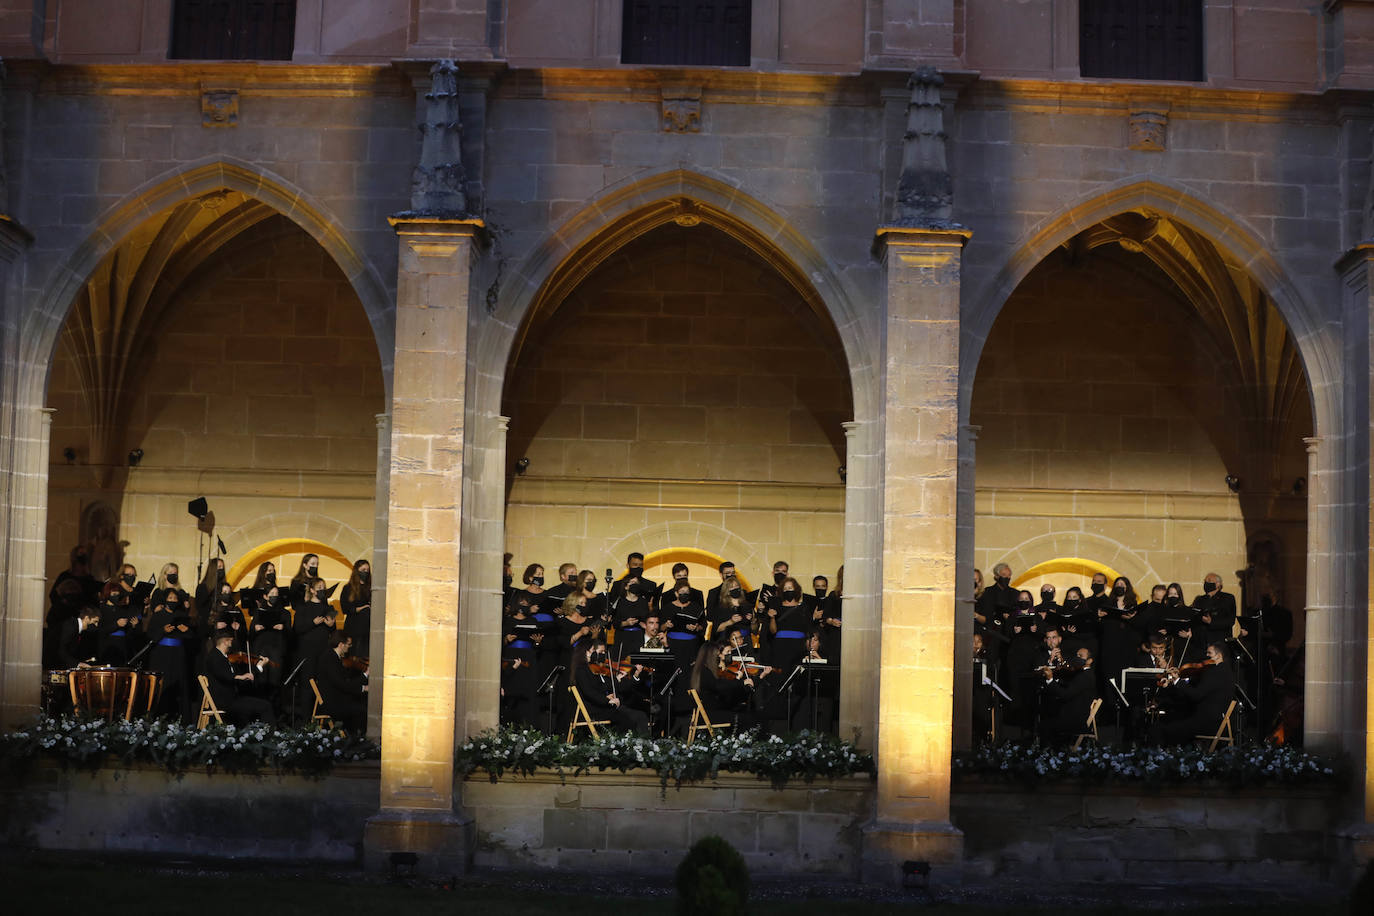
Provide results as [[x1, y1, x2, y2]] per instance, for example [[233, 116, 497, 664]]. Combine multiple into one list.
[[1154, 642, 1235, 745], [572, 641, 649, 736], [1038, 646, 1099, 745], [317, 631, 368, 733], [695, 630, 770, 732], [340, 559, 372, 658], [203, 632, 274, 725]]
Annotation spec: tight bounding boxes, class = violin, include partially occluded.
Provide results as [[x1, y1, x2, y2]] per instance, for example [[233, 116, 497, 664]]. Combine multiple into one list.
[[716, 659, 772, 680], [227, 651, 279, 669], [587, 658, 638, 678], [1160, 657, 1219, 686], [342, 655, 370, 673]]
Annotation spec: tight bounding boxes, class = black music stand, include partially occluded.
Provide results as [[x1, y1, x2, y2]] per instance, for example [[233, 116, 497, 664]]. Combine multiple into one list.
[[794, 660, 839, 732], [537, 664, 566, 735], [631, 651, 679, 735]]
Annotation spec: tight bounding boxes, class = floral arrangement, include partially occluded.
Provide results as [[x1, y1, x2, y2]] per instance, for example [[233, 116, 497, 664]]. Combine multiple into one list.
[[0, 714, 379, 777], [457, 726, 876, 791], [954, 742, 1343, 788]]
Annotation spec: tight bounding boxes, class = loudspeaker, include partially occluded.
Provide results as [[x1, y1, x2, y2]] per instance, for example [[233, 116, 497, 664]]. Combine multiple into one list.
[[187, 497, 208, 518]]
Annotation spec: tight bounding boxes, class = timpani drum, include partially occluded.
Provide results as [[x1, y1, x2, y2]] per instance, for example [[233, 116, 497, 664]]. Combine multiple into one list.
[[68, 666, 137, 721], [130, 671, 163, 718]]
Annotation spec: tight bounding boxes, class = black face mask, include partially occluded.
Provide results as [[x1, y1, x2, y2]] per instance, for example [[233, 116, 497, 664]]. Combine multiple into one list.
[[531, 576, 544, 587], [675, 576, 688, 585], [1111, 586, 1125, 598], [729, 588, 742, 599], [307, 566, 318, 577], [782, 590, 797, 601], [1064, 598, 1082, 610], [1090, 582, 1105, 595], [1167, 596, 1183, 606], [166, 573, 179, 585], [629, 566, 643, 577], [1016, 599, 1032, 610], [995, 576, 1010, 588], [266, 572, 277, 585], [215, 569, 225, 582], [815, 588, 827, 599], [676, 592, 690, 603], [122, 573, 136, 586], [360, 570, 370, 582], [1040, 591, 1054, 603], [774, 572, 786, 584], [1203, 582, 1218, 594]]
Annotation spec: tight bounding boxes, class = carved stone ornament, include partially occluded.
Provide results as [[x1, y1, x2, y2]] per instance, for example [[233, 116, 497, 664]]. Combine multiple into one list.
[[661, 85, 702, 133], [1129, 109, 1168, 151], [890, 66, 960, 229], [408, 59, 468, 216], [201, 86, 239, 128]]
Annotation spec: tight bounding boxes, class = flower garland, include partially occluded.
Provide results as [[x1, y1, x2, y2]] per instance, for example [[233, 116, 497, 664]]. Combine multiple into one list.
[[954, 742, 1344, 788], [0, 715, 379, 777], [456, 726, 877, 791]]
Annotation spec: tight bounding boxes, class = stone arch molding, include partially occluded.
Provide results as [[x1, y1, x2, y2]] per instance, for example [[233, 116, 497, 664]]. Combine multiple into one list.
[[961, 176, 1336, 434], [476, 166, 878, 422], [21, 156, 395, 407], [604, 521, 765, 584], [220, 511, 371, 578], [994, 531, 1160, 592]]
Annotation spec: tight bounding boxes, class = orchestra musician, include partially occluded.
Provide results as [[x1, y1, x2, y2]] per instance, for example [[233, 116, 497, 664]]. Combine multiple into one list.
[[316, 631, 368, 733], [572, 641, 649, 736], [203, 631, 274, 725], [58, 606, 101, 670], [1038, 646, 1099, 745], [694, 630, 773, 733], [1154, 642, 1236, 744]]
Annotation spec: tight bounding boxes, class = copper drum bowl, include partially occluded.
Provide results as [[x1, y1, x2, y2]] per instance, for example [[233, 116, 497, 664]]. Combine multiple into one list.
[[68, 667, 138, 721]]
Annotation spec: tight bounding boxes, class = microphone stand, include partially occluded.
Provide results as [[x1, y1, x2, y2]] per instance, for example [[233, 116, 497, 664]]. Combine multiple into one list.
[[537, 664, 565, 735], [282, 656, 308, 728], [658, 666, 679, 738]]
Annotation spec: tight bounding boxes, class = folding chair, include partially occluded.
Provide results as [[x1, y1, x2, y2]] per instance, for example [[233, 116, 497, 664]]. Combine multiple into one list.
[[1197, 699, 1237, 751], [566, 685, 610, 741], [687, 688, 733, 743], [309, 677, 336, 729], [1072, 697, 1103, 750], [196, 674, 224, 729]]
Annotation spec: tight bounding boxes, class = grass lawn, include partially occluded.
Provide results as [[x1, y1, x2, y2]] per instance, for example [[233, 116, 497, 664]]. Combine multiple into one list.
[[0, 858, 1349, 915]]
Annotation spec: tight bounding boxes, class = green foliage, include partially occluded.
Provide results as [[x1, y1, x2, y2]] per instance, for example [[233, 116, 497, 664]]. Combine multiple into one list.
[[0, 714, 379, 777], [954, 742, 1344, 788], [455, 725, 876, 791], [676, 836, 749, 916]]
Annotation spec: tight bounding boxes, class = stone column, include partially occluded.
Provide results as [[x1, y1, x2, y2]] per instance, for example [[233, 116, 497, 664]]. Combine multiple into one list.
[[1302, 435, 1347, 755], [363, 216, 482, 875], [840, 418, 881, 746], [952, 423, 979, 751], [0, 406, 53, 727], [861, 225, 970, 885], [454, 413, 508, 738], [366, 412, 391, 736]]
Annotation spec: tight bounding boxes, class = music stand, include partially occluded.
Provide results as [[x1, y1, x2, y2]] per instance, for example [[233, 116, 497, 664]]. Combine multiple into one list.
[[796, 660, 839, 732], [537, 664, 566, 735], [281, 656, 308, 728], [631, 652, 679, 735]]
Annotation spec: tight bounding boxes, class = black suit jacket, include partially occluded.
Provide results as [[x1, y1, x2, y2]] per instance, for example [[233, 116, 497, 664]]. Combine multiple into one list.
[[202, 648, 242, 711], [316, 647, 365, 713], [58, 618, 98, 668]]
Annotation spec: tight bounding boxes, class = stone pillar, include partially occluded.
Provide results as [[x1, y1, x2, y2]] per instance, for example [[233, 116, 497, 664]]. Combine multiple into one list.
[[0, 406, 53, 727], [1303, 435, 1345, 754], [861, 225, 971, 885], [454, 413, 508, 738], [840, 418, 881, 746], [363, 216, 482, 875], [366, 412, 391, 736], [952, 423, 979, 751]]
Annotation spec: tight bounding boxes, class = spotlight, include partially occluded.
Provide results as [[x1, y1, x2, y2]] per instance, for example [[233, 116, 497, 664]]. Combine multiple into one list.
[[838, 465, 847, 483], [1292, 477, 1306, 496], [514, 457, 530, 476], [1224, 475, 1241, 493], [127, 448, 143, 467], [187, 497, 208, 519], [62, 447, 76, 464]]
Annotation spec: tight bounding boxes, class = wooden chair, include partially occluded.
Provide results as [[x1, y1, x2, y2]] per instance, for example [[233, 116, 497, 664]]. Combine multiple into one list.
[[195, 674, 224, 729], [1197, 699, 1238, 751], [566, 685, 610, 741], [309, 677, 336, 729], [1071, 697, 1103, 750], [687, 688, 732, 743]]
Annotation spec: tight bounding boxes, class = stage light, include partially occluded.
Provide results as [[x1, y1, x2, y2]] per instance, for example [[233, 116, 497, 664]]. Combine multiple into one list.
[[127, 448, 143, 467], [514, 457, 530, 476]]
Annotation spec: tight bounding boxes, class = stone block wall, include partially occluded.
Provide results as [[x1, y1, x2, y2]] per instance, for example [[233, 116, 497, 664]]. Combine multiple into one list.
[[461, 770, 873, 876], [952, 782, 1351, 884], [0, 761, 379, 862], [45, 222, 384, 587]]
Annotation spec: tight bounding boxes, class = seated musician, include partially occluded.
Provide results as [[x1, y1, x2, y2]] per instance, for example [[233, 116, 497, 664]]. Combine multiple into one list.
[[694, 631, 771, 732], [1154, 642, 1235, 745], [619, 610, 664, 656], [571, 641, 649, 736], [317, 631, 368, 733], [792, 630, 837, 733], [203, 632, 274, 726], [1038, 646, 1099, 745]]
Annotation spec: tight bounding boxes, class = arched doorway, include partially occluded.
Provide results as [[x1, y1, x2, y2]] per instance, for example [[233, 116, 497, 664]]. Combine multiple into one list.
[[966, 187, 1322, 749], [25, 167, 388, 725]]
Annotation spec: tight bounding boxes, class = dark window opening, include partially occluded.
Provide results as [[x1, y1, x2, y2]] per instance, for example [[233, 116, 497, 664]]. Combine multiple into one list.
[[1080, 0, 1203, 82], [171, 0, 296, 61], [622, 1, 750, 67]]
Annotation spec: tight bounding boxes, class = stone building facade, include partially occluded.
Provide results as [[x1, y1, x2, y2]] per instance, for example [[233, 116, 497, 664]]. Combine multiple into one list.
[[0, 0, 1372, 879]]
